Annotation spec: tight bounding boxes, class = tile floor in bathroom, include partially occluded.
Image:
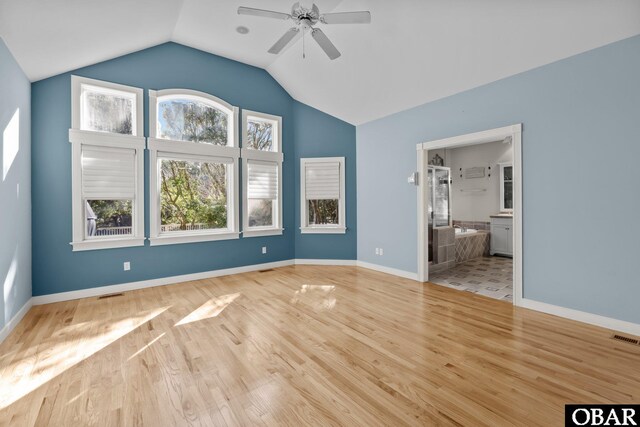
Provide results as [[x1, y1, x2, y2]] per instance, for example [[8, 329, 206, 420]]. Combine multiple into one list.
[[428, 255, 513, 301]]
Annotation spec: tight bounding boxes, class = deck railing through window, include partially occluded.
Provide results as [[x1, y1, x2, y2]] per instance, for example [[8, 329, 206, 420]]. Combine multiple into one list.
[[159, 223, 211, 232], [95, 227, 132, 236], [95, 223, 211, 236]]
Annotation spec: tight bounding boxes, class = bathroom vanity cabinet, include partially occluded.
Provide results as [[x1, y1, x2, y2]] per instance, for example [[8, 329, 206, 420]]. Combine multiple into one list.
[[490, 216, 513, 257]]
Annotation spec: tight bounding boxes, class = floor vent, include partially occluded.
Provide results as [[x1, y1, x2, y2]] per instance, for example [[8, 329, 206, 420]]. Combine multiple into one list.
[[611, 334, 639, 345], [258, 269, 275, 273], [98, 293, 124, 300]]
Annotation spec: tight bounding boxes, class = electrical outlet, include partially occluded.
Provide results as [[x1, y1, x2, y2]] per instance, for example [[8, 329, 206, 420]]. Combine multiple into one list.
[[262, 246, 267, 254], [123, 262, 131, 271], [379, 248, 384, 256], [375, 248, 380, 255]]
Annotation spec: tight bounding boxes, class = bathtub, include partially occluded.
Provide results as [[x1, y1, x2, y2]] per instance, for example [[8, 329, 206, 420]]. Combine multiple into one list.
[[455, 228, 478, 236], [454, 229, 490, 262]]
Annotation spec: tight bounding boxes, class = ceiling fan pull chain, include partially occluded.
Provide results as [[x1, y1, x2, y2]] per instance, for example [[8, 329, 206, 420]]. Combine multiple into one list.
[[302, 29, 306, 59]]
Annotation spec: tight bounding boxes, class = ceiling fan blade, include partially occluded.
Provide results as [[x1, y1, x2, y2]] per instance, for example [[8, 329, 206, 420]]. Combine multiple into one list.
[[311, 28, 341, 60], [238, 6, 291, 20], [320, 11, 371, 24], [268, 28, 300, 54]]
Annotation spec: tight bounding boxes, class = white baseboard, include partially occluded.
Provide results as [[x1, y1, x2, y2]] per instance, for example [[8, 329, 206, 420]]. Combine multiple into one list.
[[294, 259, 357, 266], [32, 259, 360, 305], [24, 259, 640, 338], [355, 260, 419, 281], [31, 258, 409, 306], [520, 298, 640, 336], [0, 298, 33, 344], [32, 260, 295, 305]]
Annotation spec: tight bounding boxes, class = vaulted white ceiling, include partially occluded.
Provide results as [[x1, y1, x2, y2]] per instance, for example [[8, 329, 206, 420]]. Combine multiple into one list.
[[1, 0, 639, 124]]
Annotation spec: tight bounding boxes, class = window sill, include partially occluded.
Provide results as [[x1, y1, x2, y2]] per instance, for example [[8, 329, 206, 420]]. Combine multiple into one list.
[[149, 232, 240, 246], [70, 237, 145, 252], [243, 228, 283, 238], [300, 226, 347, 235], [69, 129, 145, 148]]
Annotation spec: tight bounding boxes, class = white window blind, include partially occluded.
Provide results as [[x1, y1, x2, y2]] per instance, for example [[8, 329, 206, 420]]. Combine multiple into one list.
[[81, 146, 135, 199], [247, 160, 278, 200], [305, 161, 340, 200]]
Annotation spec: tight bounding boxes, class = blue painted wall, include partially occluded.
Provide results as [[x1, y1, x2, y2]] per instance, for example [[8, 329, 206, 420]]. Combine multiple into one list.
[[357, 34, 640, 324], [0, 38, 31, 329], [293, 101, 357, 260], [31, 42, 355, 297]]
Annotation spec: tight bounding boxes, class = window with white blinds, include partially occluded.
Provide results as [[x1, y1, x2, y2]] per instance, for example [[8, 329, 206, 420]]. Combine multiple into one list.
[[241, 110, 283, 237], [300, 157, 346, 234], [247, 161, 278, 200], [304, 162, 340, 200], [70, 76, 145, 251], [81, 147, 136, 199]]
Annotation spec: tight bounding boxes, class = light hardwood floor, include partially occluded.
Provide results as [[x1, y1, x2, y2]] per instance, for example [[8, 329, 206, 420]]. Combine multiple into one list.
[[1, 265, 639, 426]]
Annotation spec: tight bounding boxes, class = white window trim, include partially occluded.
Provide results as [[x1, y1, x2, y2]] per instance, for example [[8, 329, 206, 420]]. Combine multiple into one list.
[[148, 89, 240, 246], [300, 157, 346, 234], [70, 76, 145, 251], [241, 110, 283, 238]]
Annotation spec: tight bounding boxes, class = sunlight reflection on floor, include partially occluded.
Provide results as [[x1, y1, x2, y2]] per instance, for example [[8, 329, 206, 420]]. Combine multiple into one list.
[[66, 389, 88, 406], [175, 293, 241, 326], [0, 306, 169, 410], [127, 332, 166, 361], [291, 284, 336, 310]]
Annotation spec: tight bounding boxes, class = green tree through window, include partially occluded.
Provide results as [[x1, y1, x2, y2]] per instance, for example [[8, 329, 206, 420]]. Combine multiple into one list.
[[159, 99, 228, 145], [158, 99, 231, 232], [160, 160, 227, 231]]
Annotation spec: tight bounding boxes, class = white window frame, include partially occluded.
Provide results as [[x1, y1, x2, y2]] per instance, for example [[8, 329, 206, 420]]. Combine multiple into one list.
[[70, 76, 145, 251], [300, 157, 346, 234], [241, 110, 283, 238], [148, 89, 240, 246]]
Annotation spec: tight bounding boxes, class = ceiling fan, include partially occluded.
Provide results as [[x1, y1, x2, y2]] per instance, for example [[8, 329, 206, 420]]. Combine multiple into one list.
[[237, 2, 371, 60]]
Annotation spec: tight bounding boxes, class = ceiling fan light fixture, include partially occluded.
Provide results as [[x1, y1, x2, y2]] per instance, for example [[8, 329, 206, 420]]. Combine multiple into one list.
[[237, 2, 371, 60]]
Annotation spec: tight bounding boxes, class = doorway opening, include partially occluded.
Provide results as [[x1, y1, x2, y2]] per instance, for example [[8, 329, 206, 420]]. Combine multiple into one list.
[[416, 125, 523, 305]]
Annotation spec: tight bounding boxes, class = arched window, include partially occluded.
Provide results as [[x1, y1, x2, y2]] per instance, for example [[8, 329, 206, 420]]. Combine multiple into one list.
[[148, 89, 239, 245], [155, 92, 235, 146]]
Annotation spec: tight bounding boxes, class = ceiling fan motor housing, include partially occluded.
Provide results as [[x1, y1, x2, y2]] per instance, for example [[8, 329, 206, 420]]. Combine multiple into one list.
[[291, 2, 320, 26]]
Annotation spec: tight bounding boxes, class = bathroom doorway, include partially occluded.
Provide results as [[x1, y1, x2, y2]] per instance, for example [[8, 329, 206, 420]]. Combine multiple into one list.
[[416, 125, 523, 305]]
